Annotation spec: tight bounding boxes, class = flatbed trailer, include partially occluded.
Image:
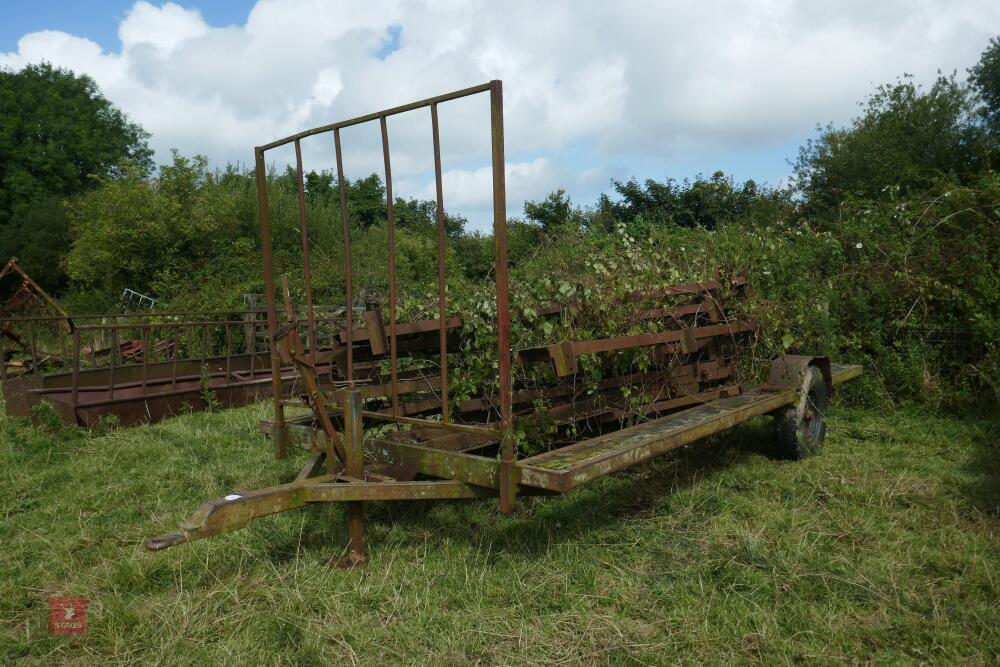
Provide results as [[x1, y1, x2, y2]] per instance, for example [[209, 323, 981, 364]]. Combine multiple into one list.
[[146, 82, 863, 564], [147, 362, 861, 552]]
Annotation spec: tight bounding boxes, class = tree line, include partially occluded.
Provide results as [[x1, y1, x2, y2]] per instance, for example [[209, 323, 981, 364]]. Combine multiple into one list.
[[2, 38, 1000, 410]]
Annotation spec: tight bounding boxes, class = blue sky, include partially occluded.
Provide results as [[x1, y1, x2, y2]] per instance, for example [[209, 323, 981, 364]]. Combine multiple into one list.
[[2, 1, 997, 229], [0, 1, 253, 53]]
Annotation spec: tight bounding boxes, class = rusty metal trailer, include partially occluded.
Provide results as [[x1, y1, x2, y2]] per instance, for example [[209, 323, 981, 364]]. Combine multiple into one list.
[[1, 311, 325, 426], [2, 307, 474, 427], [146, 81, 862, 564]]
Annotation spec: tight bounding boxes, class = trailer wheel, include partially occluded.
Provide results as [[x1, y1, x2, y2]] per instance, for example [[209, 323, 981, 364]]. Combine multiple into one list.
[[773, 365, 828, 459]]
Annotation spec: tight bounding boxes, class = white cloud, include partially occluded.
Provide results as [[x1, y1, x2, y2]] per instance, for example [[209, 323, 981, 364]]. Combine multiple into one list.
[[2, 0, 999, 229], [118, 1, 208, 54], [423, 158, 557, 209], [3, 31, 125, 85]]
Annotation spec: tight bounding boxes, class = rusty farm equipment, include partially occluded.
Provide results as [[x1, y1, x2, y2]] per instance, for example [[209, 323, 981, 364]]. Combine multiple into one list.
[[0, 259, 371, 427], [0, 258, 313, 426], [0, 308, 340, 427], [1, 257, 72, 376], [145, 81, 863, 564]]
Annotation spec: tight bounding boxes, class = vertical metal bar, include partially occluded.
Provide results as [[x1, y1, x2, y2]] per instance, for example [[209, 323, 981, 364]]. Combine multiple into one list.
[[170, 326, 178, 391], [249, 321, 256, 376], [490, 80, 516, 513], [334, 128, 354, 382], [256, 147, 287, 459], [431, 103, 449, 422], [28, 322, 37, 369], [141, 325, 149, 390], [294, 139, 318, 366], [225, 323, 232, 380], [71, 328, 80, 421], [58, 326, 68, 369], [201, 323, 208, 365], [380, 115, 399, 416], [243, 304, 253, 355], [343, 389, 366, 565], [109, 326, 118, 399]]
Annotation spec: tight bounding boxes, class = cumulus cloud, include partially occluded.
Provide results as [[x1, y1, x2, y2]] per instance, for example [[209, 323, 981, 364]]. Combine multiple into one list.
[[2, 0, 999, 229], [417, 158, 558, 210], [119, 1, 209, 54]]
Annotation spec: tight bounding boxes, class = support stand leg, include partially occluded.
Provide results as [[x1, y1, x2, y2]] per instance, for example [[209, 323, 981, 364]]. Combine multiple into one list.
[[498, 431, 518, 514], [341, 390, 367, 566], [346, 503, 365, 565]]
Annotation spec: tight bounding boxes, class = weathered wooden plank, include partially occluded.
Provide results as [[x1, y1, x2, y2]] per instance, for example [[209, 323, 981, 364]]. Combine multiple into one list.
[[830, 363, 864, 385], [517, 388, 796, 492]]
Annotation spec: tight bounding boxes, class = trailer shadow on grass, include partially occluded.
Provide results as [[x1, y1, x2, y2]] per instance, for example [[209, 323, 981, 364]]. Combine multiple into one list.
[[260, 416, 782, 563]]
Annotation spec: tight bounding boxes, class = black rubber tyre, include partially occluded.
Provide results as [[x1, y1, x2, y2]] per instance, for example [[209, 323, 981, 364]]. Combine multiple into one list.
[[773, 366, 828, 459]]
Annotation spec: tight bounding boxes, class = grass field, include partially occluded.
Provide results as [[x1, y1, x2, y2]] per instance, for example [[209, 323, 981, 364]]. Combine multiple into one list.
[[1, 397, 998, 665]]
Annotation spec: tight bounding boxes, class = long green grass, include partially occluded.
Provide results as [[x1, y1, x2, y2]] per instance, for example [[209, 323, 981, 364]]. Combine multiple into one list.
[[1, 398, 997, 664]]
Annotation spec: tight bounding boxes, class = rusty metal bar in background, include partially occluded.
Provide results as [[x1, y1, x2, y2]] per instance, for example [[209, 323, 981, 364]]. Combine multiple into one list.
[[225, 324, 232, 380], [249, 320, 256, 372], [334, 128, 354, 383], [490, 80, 515, 513], [431, 102, 449, 422], [109, 326, 117, 399], [69, 318, 336, 330], [28, 322, 37, 368], [71, 328, 80, 416], [255, 147, 287, 459], [1, 310, 278, 324], [380, 116, 400, 416], [170, 328, 178, 390], [141, 326, 149, 389], [294, 139, 318, 366], [201, 324, 208, 366]]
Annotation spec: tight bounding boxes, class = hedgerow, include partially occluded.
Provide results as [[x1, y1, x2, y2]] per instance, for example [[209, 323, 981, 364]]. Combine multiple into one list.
[[52, 40, 1000, 415]]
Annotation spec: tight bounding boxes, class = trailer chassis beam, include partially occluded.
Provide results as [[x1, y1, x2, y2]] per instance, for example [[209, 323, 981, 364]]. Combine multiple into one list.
[[145, 475, 496, 551]]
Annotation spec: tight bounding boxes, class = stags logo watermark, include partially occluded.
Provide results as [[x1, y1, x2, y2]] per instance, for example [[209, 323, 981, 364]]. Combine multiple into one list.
[[49, 597, 87, 634]]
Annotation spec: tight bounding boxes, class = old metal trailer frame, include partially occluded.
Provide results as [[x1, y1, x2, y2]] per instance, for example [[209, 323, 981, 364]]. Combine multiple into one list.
[[2, 305, 466, 426], [146, 81, 863, 564], [1, 311, 338, 426]]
